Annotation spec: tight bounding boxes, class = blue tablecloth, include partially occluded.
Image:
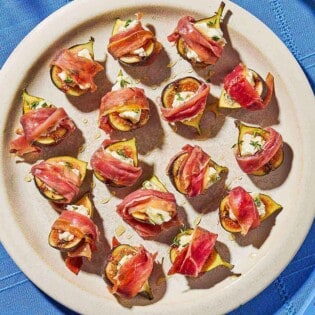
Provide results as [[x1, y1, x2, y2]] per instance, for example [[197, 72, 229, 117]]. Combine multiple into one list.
[[0, 1, 314, 314]]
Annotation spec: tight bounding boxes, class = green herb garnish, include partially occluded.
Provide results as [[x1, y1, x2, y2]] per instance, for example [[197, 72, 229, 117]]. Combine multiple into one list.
[[64, 161, 72, 168], [120, 78, 130, 88], [171, 237, 180, 247], [176, 93, 184, 101], [65, 77, 73, 84], [254, 197, 262, 207], [124, 19, 132, 27], [207, 19, 216, 27], [253, 130, 260, 138], [212, 36, 220, 41], [250, 140, 263, 150], [116, 149, 127, 158], [30, 101, 39, 109]]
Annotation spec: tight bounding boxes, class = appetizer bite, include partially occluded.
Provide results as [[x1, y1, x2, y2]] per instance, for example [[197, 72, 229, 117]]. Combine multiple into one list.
[[168, 226, 232, 277], [116, 175, 181, 238], [98, 70, 150, 133], [161, 77, 209, 133], [219, 63, 274, 110], [107, 13, 162, 65], [233, 120, 284, 175], [219, 186, 282, 235], [105, 238, 155, 299], [9, 90, 76, 157], [31, 156, 87, 204], [167, 144, 228, 197], [50, 37, 104, 96], [167, 2, 226, 67], [90, 138, 142, 187], [48, 200, 99, 275]]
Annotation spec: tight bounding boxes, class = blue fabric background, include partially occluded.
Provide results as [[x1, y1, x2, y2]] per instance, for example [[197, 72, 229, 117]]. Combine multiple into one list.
[[0, 0, 314, 314]]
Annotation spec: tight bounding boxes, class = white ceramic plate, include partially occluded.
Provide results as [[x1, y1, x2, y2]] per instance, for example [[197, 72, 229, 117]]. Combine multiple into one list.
[[0, 0, 314, 314]]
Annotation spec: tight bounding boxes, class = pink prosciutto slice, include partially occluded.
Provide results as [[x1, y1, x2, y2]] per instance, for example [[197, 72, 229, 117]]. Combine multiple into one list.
[[31, 159, 82, 203], [167, 16, 224, 65], [161, 83, 210, 123], [234, 127, 283, 174], [227, 187, 260, 235], [223, 63, 274, 110], [109, 244, 155, 298], [168, 226, 217, 277], [167, 144, 211, 197], [51, 48, 103, 92], [108, 15, 159, 60], [51, 210, 99, 274], [9, 107, 76, 157], [90, 139, 142, 187], [116, 189, 181, 238], [99, 87, 149, 133]]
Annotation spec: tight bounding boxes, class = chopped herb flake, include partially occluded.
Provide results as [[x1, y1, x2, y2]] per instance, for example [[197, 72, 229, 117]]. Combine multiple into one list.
[[176, 93, 184, 101], [120, 79, 130, 88], [250, 140, 263, 150], [116, 149, 127, 158], [207, 20, 216, 27], [212, 36, 220, 41], [65, 77, 73, 84], [171, 237, 180, 247], [30, 101, 39, 109], [124, 19, 132, 27], [254, 197, 262, 207]]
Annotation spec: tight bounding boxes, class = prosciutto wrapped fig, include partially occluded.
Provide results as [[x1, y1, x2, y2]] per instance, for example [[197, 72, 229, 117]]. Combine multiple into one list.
[[105, 238, 155, 299], [116, 176, 181, 238], [31, 156, 87, 204], [168, 226, 232, 277], [233, 120, 284, 175], [50, 37, 104, 96], [167, 3, 226, 67], [49, 207, 99, 275], [108, 13, 162, 65], [219, 63, 274, 110], [219, 186, 282, 235], [90, 138, 142, 187], [99, 71, 150, 133], [161, 77, 209, 133], [9, 90, 76, 157], [167, 144, 228, 197]]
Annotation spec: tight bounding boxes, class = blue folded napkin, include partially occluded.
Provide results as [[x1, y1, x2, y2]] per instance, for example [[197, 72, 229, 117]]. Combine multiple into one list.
[[0, 0, 314, 314]]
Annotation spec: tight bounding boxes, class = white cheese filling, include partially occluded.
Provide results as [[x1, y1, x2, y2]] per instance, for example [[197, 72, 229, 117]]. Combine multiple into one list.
[[112, 73, 141, 123], [117, 20, 139, 33], [194, 23, 226, 44], [66, 204, 89, 216], [111, 73, 135, 91], [178, 234, 193, 250], [32, 99, 51, 109], [58, 231, 74, 242], [186, 46, 202, 62], [119, 110, 141, 124], [251, 193, 266, 217], [77, 48, 92, 60], [240, 133, 266, 156], [146, 207, 172, 225], [105, 148, 134, 166], [172, 91, 195, 108], [133, 47, 146, 58], [203, 166, 220, 189]]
